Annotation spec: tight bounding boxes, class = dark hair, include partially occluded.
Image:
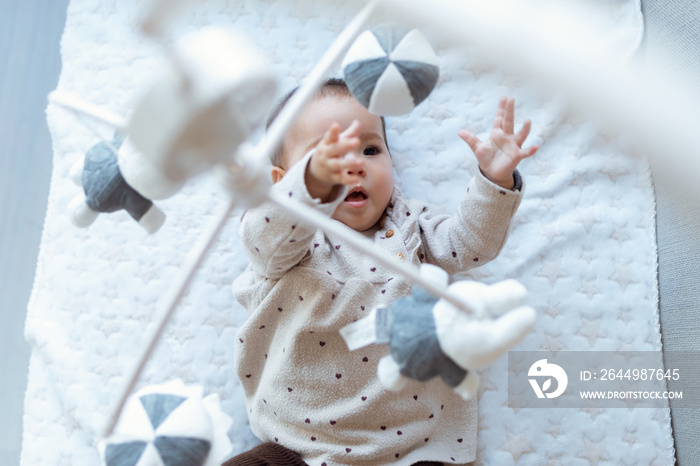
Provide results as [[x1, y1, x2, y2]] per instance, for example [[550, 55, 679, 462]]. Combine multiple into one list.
[[266, 77, 388, 168]]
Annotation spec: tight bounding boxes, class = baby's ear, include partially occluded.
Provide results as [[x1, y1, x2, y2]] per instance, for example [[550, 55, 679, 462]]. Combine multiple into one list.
[[271, 166, 286, 184]]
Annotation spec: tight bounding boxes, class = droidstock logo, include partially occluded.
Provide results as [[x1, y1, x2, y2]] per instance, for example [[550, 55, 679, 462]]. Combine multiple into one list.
[[528, 358, 568, 399]]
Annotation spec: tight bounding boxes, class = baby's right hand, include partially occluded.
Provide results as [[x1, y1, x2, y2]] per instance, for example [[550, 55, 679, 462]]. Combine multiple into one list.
[[306, 120, 365, 201]]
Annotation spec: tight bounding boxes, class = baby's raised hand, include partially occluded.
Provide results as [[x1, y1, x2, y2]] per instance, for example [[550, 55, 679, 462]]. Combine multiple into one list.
[[306, 120, 365, 201], [458, 97, 539, 190]]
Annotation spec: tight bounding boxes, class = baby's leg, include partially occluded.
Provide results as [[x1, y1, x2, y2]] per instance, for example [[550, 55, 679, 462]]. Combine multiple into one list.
[[221, 442, 308, 466]]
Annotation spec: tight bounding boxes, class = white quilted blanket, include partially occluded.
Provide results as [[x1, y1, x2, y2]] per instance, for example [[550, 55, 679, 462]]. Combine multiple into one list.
[[24, 0, 674, 465]]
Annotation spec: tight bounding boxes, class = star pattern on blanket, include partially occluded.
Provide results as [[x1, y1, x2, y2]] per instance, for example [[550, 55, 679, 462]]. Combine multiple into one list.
[[579, 247, 594, 264], [424, 102, 452, 124], [58, 411, 81, 437], [539, 198, 555, 213], [98, 317, 121, 337], [538, 223, 559, 242], [536, 258, 568, 286], [391, 152, 416, 173], [577, 436, 610, 466], [211, 351, 227, 369], [546, 423, 562, 440], [609, 264, 638, 292], [96, 357, 123, 379], [505, 391, 526, 414], [138, 266, 159, 285], [569, 169, 591, 188], [582, 407, 604, 421], [618, 341, 639, 352], [170, 323, 194, 344], [579, 318, 605, 347], [501, 430, 533, 464], [221, 2, 246, 18], [499, 246, 520, 264], [171, 360, 197, 384], [543, 303, 561, 318], [574, 206, 602, 233], [466, 63, 491, 81], [388, 118, 413, 137], [477, 368, 497, 394], [204, 311, 234, 337], [623, 429, 637, 446], [258, 16, 278, 33], [102, 244, 129, 269], [610, 226, 630, 245], [578, 279, 599, 300], [544, 454, 564, 466], [468, 93, 483, 107], [600, 159, 629, 183], [542, 334, 564, 352], [424, 170, 449, 187]]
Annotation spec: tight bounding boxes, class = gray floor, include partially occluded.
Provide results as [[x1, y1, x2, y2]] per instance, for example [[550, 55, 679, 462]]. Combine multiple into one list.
[[641, 1, 700, 464], [0, 1, 69, 465]]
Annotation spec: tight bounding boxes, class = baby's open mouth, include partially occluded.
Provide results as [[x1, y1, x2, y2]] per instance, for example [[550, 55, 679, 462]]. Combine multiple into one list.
[[345, 191, 367, 201], [344, 188, 369, 207]]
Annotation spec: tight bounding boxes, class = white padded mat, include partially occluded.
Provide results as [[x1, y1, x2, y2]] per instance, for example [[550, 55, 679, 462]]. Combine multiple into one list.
[[23, 0, 674, 464]]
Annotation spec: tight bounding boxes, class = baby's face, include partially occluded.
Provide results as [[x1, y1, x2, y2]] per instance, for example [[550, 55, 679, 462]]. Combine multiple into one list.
[[284, 95, 394, 232]]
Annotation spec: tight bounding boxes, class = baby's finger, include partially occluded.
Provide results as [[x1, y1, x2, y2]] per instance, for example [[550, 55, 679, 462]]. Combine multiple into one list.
[[526, 144, 539, 157], [339, 120, 361, 139], [504, 98, 515, 134], [458, 129, 481, 154], [327, 158, 363, 185], [514, 119, 531, 146], [519, 144, 539, 159], [324, 152, 363, 173], [322, 123, 341, 145], [324, 137, 361, 160], [493, 97, 506, 130], [339, 152, 365, 173], [317, 134, 359, 160]]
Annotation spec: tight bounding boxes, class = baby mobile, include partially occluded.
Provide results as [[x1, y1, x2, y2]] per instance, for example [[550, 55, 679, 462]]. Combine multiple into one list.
[[49, 0, 536, 464]]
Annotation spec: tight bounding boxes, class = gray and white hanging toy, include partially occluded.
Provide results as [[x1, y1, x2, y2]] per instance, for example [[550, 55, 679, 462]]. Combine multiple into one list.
[[65, 25, 278, 234], [99, 380, 233, 466], [340, 264, 536, 399], [341, 23, 440, 116]]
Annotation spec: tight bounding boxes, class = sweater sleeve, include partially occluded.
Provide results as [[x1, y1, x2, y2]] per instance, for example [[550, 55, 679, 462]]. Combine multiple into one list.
[[239, 150, 347, 279], [415, 169, 524, 275]]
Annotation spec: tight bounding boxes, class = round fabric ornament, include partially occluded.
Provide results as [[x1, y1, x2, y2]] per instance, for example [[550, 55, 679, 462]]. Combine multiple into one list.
[[100, 380, 232, 466], [341, 24, 439, 116]]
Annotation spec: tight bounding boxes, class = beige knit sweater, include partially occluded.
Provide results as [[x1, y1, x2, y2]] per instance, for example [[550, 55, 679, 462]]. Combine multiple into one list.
[[232, 150, 524, 466]]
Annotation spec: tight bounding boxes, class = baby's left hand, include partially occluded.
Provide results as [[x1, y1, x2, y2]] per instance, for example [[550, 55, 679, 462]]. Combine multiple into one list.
[[458, 97, 539, 190]]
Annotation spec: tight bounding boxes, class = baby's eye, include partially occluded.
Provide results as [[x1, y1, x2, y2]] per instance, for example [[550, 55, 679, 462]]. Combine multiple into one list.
[[363, 146, 381, 156]]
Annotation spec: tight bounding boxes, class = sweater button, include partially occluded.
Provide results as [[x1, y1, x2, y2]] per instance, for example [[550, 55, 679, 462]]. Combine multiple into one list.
[[385, 229, 394, 238], [396, 252, 405, 261]]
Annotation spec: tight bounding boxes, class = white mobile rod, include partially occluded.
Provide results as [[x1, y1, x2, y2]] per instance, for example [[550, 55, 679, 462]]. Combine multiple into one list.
[[250, 0, 475, 313], [267, 191, 470, 313], [254, 0, 380, 166], [48, 91, 127, 131], [103, 0, 381, 438], [102, 199, 236, 438]]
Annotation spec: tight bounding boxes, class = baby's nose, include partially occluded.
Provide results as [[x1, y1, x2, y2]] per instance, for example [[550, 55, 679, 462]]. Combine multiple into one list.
[[346, 166, 366, 176]]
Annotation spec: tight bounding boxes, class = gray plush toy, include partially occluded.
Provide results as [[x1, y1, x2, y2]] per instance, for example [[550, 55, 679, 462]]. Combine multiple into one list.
[[340, 264, 536, 399], [68, 131, 184, 234]]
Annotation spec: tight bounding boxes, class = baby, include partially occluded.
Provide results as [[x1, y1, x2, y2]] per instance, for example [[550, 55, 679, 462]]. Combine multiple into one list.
[[225, 78, 538, 466]]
